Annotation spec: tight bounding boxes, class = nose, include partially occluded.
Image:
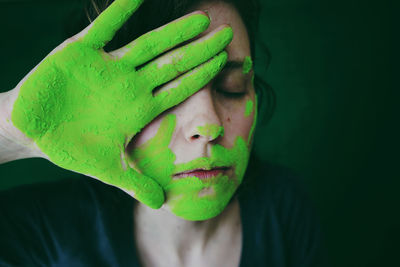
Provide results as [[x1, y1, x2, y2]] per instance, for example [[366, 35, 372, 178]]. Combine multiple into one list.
[[181, 87, 223, 143]]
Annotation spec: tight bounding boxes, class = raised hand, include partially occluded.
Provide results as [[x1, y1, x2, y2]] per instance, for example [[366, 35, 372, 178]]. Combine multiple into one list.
[[8, 0, 233, 208]]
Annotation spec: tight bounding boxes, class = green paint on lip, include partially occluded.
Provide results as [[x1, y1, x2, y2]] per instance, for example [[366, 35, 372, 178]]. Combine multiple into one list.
[[173, 157, 225, 174], [196, 123, 224, 139], [166, 136, 249, 221], [242, 56, 253, 74]]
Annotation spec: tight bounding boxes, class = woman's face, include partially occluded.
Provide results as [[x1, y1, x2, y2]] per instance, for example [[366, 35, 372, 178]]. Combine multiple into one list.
[[126, 1, 257, 221]]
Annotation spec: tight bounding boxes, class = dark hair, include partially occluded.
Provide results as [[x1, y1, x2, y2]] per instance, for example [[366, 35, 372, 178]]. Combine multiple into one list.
[[84, 0, 275, 126]]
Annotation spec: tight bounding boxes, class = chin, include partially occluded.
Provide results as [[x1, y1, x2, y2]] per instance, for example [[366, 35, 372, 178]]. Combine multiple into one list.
[[163, 174, 239, 221]]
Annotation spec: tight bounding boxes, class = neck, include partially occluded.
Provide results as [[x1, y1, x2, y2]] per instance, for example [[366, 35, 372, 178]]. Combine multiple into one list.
[[133, 198, 241, 263]]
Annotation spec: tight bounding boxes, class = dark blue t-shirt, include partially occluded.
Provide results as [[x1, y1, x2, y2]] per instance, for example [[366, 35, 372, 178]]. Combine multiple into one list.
[[0, 160, 328, 266]]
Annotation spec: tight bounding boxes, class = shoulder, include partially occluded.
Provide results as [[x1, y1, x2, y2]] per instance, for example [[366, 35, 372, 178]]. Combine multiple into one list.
[[238, 155, 330, 266], [0, 177, 134, 266], [0, 176, 130, 215]]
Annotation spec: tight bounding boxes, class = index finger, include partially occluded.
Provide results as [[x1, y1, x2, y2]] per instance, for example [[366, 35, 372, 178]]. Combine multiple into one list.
[[82, 0, 144, 49]]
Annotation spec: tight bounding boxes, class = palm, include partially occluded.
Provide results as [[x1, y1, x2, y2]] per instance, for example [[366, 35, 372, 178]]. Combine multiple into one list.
[[19, 41, 159, 180]]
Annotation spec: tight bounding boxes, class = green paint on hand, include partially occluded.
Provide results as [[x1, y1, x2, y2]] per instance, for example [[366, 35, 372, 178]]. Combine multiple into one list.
[[242, 56, 253, 74], [83, 0, 145, 49], [244, 99, 253, 117], [10, 0, 232, 210], [196, 124, 224, 139], [130, 114, 177, 188]]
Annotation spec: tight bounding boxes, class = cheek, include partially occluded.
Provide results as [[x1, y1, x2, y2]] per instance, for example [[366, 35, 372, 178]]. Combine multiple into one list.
[[128, 115, 164, 147], [126, 114, 177, 188], [219, 94, 256, 146]]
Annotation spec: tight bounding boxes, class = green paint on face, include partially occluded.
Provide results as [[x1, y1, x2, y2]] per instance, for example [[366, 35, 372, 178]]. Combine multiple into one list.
[[130, 114, 177, 188], [196, 123, 224, 139], [129, 117, 250, 221], [242, 56, 253, 74], [245, 99, 253, 117], [166, 137, 249, 220], [10, 0, 233, 209]]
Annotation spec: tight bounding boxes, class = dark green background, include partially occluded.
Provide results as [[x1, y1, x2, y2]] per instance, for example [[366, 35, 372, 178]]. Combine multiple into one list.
[[0, 0, 398, 266]]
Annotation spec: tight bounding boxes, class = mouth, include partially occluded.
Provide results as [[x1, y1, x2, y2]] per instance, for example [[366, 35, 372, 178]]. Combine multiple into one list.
[[173, 166, 230, 179]]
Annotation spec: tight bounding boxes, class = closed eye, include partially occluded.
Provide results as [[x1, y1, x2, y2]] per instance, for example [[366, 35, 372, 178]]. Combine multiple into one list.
[[217, 89, 246, 99]]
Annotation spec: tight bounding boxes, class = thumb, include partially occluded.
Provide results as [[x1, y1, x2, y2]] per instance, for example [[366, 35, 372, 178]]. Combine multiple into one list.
[[99, 165, 165, 209], [126, 168, 165, 209]]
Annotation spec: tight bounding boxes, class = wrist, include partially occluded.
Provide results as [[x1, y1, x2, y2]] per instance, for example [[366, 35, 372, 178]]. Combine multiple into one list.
[[0, 89, 42, 163]]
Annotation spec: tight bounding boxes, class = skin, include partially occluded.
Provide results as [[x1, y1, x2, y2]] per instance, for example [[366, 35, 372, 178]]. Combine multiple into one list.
[[127, 1, 257, 221], [132, 3, 255, 266], [129, 113, 249, 220], [7, 0, 233, 209], [0, 1, 256, 265]]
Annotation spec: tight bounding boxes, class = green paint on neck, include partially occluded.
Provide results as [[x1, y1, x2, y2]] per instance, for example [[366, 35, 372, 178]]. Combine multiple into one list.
[[242, 56, 253, 74], [196, 124, 224, 139]]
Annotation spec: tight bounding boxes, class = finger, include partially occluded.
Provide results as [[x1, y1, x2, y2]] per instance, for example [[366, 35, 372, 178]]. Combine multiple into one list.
[[81, 0, 144, 49], [99, 164, 165, 209], [110, 11, 210, 67], [154, 51, 228, 111], [124, 169, 165, 209], [138, 25, 233, 90]]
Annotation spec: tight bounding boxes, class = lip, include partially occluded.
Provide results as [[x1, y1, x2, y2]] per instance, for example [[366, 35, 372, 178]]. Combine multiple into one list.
[[173, 167, 229, 179]]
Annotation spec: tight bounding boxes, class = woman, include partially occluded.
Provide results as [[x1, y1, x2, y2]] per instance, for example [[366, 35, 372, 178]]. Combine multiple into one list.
[[0, 0, 326, 266]]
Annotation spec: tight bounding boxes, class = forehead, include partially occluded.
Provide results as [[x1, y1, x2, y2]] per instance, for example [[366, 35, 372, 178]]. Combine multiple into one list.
[[189, 1, 251, 61]]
